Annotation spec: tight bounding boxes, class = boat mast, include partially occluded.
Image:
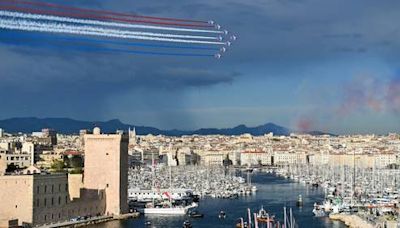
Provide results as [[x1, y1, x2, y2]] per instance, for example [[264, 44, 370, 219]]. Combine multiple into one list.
[[152, 152, 155, 206]]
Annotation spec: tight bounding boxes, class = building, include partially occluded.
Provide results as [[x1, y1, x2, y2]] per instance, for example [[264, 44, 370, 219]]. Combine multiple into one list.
[[84, 127, 129, 215], [273, 152, 307, 165], [0, 151, 31, 169], [0, 128, 4, 138], [41, 128, 57, 145], [0, 170, 105, 227], [240, 151, 272, 166], [0, 127, 128, 227], [201, 151, 225, 166], [128, 127, 137, 145], [0, 158, 6, 175]]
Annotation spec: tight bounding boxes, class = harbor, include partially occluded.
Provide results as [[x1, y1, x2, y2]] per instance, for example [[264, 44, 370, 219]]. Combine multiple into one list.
[[94, 171, 347, 228], [276, 164, 400, 227]]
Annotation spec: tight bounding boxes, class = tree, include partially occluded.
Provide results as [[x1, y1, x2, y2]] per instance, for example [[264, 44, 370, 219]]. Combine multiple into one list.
[[50, 160, 65, 172], [6, 163, 18, 172], [69, 167, 83, 174]]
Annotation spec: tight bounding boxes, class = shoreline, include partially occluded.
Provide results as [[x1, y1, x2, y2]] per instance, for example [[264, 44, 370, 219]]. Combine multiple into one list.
[[329, 213, 374, 228], [40, 213, 140, 228]]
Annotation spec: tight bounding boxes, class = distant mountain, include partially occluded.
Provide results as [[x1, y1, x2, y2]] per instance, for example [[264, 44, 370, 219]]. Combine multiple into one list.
[[0, 117, 328, 136], [192, 123, 290, 136]]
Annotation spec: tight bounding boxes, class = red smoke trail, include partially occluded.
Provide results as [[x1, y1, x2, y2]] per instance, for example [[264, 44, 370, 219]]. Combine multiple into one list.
[[337, 75, 386, 116], [0, 4, 215, 28], [0, 0, 209, 24], [386, 78, 400, 113], [296, 116, 314, 132]]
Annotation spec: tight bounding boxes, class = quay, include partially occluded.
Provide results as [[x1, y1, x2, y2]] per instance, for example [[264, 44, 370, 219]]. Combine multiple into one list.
[[329, 214, 374, 228], [38, 213, 140, 228]]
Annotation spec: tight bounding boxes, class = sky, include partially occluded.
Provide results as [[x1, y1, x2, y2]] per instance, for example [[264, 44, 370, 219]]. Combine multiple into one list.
[[0, 0, 400, 134]]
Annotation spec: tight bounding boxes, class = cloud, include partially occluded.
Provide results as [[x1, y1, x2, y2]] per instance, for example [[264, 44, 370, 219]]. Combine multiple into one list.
[[1, 0, 400, 132]]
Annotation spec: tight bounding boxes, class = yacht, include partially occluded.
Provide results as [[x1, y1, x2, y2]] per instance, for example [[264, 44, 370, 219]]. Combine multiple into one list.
[[139, 201, 198, 215]]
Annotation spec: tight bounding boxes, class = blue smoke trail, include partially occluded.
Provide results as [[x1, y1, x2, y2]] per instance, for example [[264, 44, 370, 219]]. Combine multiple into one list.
[[0, 32, 215, 57], [0, 30, 220, 51]]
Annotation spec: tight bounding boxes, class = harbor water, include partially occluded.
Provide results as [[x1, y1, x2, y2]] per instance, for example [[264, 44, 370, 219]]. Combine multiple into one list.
[[93, 172, 346, 228]]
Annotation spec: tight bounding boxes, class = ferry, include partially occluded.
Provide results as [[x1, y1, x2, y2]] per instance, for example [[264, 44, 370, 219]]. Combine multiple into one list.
[[128, 188, 194, 202], [138, 202, 198, 215]]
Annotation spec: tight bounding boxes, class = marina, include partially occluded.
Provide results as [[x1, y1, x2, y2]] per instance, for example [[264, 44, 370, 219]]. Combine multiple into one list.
[[94, 171, 347, 228], [276, 164, 400, 227]]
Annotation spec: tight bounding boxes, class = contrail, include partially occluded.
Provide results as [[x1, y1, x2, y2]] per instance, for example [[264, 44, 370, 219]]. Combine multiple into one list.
[[0, 30, 220, 50], [0, 1, 235, 58], [0, 37, 215, 57], [0, 0, 209, 24], [0, 10, 224, 34], [0, 5, 215, 28], [0, 18, 227, 45], [0, 13, 220, 40]]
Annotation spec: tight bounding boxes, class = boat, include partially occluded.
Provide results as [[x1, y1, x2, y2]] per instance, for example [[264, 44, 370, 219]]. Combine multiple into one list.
[[312, 203, 326, 217], [256, 205, 275, 223], [182, 220, 192, 228], [141, 202, 198, 215], [145, 221, 152, 226], [219, 210, 226, 219], [296, 194, 303, 207], [189, 211, 204, 218], [138, 160, 198, 215]]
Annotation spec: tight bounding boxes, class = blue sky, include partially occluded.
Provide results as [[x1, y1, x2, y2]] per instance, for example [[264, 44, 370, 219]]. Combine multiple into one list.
[[0, 0, 399, 134]]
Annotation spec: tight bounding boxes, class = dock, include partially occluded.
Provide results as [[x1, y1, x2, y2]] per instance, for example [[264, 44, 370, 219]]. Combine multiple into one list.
[[37, 213, 140, 228]]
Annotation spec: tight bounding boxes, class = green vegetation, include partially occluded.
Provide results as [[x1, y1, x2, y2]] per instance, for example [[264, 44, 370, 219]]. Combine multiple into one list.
[[69, 167, 83, 174]]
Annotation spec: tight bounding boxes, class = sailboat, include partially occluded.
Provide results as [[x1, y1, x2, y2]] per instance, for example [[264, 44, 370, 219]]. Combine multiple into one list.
[[141, 163, 198, 215]]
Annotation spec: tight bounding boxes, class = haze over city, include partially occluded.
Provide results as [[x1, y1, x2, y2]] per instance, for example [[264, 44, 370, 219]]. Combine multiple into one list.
[[0, 0, 399, 135]]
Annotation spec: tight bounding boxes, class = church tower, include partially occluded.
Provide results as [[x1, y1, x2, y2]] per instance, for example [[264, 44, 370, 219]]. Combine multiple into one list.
[[129, 127, 137, 145]]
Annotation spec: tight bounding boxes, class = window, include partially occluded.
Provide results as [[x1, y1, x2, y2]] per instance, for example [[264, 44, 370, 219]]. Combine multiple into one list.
[[65, 184, 68, 191], [37, 186, 39, 194], [36, 199, 39, 207], [65, 196, 68, 204], [58, 196, 61, 205], [44, 185, 47, 193], [51, 197, 54, 206], [59, 184, 61, 192], [51, 185, 54, 193], [44, 198, 47, 207]]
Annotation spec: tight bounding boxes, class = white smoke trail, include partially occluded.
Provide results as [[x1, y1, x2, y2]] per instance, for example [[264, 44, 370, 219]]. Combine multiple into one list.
[[0, 18, 226, 45], [0, 11, 219, 40], [0, 10, 224, 34]]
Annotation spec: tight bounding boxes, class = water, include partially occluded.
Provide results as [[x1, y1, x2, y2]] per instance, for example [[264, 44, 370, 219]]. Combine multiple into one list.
[[94, 172, 346, 228]]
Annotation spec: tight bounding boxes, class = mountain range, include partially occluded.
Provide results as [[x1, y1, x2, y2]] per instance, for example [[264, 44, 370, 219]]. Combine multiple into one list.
[[0, 117, 329, 136]]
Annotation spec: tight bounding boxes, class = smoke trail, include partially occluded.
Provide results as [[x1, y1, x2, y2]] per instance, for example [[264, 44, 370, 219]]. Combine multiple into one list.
[[386, 77, 400, 113], [0, 0, 209, 24], [0, 11, 222, 39], [0, 36, 215, 57], [0, 5, 215, 28], [0, 18, 227, 45], [295, 116, 315, 133], [0, 30, 220, 51]]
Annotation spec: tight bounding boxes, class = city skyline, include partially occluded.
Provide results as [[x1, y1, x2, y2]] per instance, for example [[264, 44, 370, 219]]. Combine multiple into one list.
[[1, 0, 400, 135]]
